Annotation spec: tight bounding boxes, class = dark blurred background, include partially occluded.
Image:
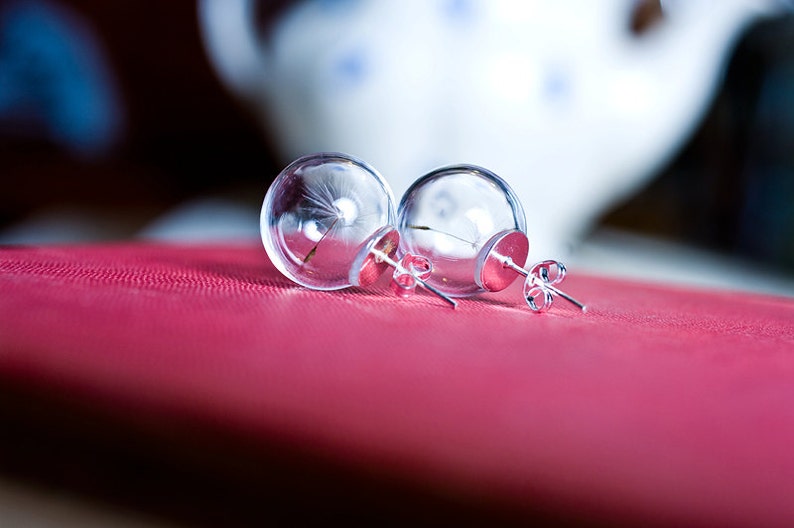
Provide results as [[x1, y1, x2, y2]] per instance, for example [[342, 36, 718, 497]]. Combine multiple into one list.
[[0, 0, 278, 241], [1, 0, 793, 271]]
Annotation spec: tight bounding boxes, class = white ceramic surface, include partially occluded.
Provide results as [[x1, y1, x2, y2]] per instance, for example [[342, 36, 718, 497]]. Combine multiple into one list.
[[199, 0, 782, 257]]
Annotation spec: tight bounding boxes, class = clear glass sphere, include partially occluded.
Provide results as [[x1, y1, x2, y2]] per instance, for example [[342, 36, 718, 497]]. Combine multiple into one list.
[[397, 165, 526, 297], [261, 152, 396, 290]]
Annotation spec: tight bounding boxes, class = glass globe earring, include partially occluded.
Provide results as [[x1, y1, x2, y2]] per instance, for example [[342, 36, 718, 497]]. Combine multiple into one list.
[[260, 153, 457, 308], [397, 164, 586, 313]]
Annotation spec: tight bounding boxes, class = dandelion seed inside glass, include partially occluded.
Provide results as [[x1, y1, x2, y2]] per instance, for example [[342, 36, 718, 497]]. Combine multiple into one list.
[[261, 153, 396, 290]]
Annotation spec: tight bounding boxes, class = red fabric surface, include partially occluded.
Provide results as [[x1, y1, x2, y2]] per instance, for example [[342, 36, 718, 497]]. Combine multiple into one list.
[[1, 242, 794, 525]]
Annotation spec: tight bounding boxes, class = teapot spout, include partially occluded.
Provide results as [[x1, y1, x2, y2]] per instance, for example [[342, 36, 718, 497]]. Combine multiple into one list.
[[601, 0, 784, 202]]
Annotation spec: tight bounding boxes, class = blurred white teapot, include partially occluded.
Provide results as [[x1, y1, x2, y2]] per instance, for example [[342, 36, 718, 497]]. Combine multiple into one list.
[[199, 0, 783, 257]]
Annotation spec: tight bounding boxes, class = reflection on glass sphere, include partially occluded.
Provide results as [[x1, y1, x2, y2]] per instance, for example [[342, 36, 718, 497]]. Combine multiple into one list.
[[397, 165, 526, 296], [261, 152, 396, 290]]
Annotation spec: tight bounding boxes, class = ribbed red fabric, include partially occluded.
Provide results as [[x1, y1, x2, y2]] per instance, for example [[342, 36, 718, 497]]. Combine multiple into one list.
[[1, 242, 793, 526]]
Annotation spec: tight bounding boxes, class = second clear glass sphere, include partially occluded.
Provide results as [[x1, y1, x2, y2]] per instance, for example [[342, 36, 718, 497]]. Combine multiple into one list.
[[397, 165, 526, 297]]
